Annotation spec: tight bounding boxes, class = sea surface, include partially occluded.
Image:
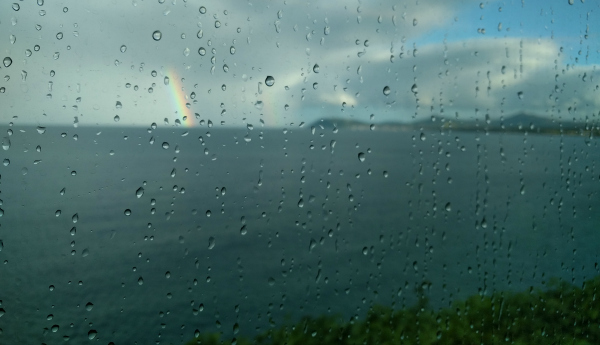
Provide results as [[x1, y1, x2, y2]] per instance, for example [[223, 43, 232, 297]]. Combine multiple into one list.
[[0, 125, 598, 344]]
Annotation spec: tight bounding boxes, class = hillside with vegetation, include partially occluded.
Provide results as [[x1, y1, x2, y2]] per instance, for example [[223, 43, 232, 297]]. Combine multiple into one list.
[[184, 275, 600, 345]]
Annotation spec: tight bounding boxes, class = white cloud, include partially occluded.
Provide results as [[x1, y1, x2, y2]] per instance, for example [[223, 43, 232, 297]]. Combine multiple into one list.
[[1, 0, 597, 127]]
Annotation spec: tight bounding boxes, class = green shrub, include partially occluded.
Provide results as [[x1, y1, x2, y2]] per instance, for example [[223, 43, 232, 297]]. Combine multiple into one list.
[[184, 276, 600, 345]]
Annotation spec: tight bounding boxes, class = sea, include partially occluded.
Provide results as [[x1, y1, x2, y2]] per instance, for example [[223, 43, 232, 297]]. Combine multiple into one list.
[[0, 124, 598, 344]]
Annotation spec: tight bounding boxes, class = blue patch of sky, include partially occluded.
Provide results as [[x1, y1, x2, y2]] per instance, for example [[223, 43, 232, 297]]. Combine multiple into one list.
[[408, 0, 599, 65]]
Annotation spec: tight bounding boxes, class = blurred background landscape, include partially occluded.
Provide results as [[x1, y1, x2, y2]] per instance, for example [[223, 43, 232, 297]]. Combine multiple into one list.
[[1, 0, 599, 344]]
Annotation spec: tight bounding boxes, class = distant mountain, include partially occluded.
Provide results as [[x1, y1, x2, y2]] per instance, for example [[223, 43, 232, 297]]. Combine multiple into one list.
[[311, 113, 599, 137], [311, 118, 372, 131], [500, 113, 558, 129]]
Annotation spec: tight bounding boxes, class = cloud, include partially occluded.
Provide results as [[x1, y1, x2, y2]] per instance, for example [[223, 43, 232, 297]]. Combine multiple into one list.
[[1, 0, 597, 127], [292, 36, 599, 124]]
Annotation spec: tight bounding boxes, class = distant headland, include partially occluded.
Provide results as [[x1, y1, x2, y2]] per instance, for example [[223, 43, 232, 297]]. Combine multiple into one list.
[[311, 113, 599, 137]]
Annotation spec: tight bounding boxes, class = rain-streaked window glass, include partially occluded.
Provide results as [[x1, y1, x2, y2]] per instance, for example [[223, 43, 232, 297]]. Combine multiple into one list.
[[1, 1, 599, 344]]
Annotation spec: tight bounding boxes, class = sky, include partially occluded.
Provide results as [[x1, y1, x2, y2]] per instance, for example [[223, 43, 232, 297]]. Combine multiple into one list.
[[0, 0, 599, 128]]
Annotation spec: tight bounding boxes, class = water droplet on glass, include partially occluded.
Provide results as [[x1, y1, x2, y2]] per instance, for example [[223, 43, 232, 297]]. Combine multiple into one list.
[[152, 30, 162, 41], [445, 202, 452, 211], [411, 84, 418, 94], [358, 152, 365, 162], [12, 3, 20, 11], [198, 47, 206, 56], [138, 277, 144, 285], [208, 236, 215, 249], [72, 213, 78, 223], [51, 325, 59, 332], [162, 142, 169, 149], [2, 137, 10, 150], [88, 330, 97, 340], [568, 0, 574, 4], [36, 126, 46, 134], [120, 45, 127, 53], [309, 238, 316, 252], [136, 187, 144, 198], [383, 86, 391, 95], [3, 57, 12, 68], [313, 64, 320, 73], [85, 302, 93, 311], [265, 76, 275, 87], [230, 46, 235, 54], [199, 6, 206, 14], [114, 115, 120, 122], [517, 91, 524, 100], [183, 47, 190, 56], [56, 32, 63, 40], [124, 209, 132, 216]]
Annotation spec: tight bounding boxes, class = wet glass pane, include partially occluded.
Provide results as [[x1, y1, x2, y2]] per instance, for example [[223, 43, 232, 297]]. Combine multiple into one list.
[[0, 1, 599, 344]]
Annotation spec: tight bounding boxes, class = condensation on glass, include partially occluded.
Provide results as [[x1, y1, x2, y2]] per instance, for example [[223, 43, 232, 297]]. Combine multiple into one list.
[[0, 1, 598, 344]]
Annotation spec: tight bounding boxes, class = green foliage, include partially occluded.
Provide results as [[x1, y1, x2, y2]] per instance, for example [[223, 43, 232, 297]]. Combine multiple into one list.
[[184, 276, 600, 345]]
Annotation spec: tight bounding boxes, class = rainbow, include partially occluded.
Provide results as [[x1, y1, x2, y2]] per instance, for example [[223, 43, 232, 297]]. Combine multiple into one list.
[[166, 68, 195, 127], [260, 87, 281, 127]]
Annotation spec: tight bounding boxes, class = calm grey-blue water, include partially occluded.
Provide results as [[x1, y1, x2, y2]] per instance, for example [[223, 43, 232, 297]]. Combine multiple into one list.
[[0, 125, 598, 344]]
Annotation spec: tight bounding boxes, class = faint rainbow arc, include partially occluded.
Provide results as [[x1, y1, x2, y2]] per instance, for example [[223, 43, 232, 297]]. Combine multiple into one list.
[[166, 69, 195, 128], [261, 86, 281, 127]]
